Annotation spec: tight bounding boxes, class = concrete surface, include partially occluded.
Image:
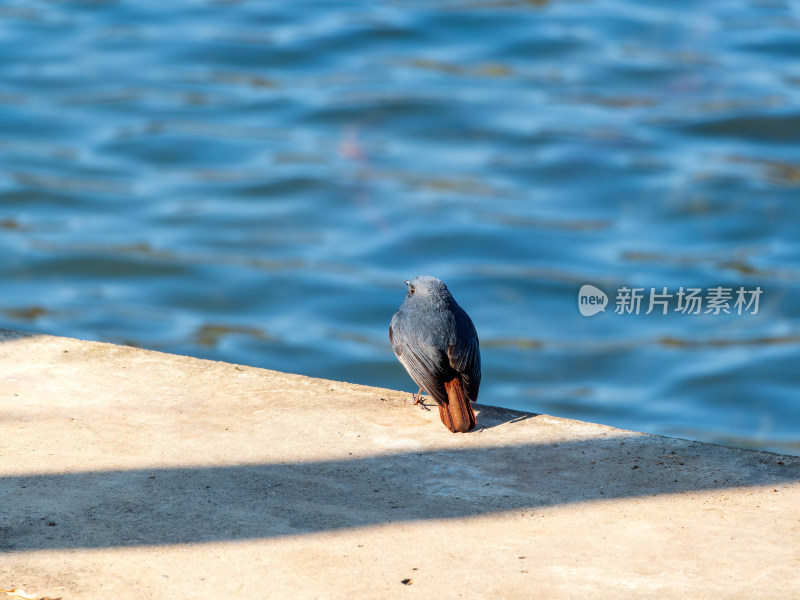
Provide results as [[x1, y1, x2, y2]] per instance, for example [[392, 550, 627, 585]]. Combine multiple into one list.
[[1, 329, 799, 599]]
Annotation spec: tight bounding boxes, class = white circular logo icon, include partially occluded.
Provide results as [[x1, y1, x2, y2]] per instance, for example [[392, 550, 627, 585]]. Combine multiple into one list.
[[578, 284, 608, 316]]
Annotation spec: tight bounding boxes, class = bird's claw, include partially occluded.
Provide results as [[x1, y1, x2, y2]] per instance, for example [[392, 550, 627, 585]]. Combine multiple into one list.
[[412, 392, 430, 411]]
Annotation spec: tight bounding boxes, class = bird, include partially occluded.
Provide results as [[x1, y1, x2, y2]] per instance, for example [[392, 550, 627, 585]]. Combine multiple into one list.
[[389, 276, 481, 432]]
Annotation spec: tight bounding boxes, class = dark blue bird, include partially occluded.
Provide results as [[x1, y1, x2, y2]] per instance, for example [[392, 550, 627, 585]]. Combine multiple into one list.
[[389, 276, 481, 432]]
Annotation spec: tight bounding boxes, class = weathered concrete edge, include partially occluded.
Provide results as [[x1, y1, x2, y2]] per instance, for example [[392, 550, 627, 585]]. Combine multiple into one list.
[[1, 327, 795, 462], [0, 326, 549, 428]]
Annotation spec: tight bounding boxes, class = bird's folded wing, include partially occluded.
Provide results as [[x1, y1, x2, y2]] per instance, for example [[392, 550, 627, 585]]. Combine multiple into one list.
[[390, 325, 448, 405], [447, 317, 481, 403]]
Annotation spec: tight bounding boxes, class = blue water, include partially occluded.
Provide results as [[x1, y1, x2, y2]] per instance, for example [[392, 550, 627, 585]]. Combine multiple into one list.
[[1, 0, 799, 455]]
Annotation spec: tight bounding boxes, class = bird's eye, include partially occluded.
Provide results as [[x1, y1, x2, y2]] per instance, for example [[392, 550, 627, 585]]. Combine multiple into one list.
[[409, 286, 415, 294]]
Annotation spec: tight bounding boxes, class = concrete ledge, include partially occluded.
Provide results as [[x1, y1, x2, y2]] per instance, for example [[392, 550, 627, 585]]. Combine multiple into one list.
[[1, 329, 799, 598]]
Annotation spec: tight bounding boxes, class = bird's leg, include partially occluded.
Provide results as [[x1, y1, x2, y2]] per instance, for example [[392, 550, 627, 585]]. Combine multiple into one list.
[[412, 388, 430, 410]]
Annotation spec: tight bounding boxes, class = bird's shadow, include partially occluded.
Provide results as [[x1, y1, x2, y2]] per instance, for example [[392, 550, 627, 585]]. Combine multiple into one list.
[[409, 396, 537, 429], [476, 404, 539, 430]]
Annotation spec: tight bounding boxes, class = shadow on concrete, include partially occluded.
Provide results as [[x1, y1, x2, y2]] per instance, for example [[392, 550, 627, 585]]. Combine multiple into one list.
[[476, 404, 538, 429], [410, 397, 539, 429], [2, 434, 798, 552]]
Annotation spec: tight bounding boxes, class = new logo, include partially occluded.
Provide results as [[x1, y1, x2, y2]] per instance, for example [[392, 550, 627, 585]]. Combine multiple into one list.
[[578, 284, 608, 317]]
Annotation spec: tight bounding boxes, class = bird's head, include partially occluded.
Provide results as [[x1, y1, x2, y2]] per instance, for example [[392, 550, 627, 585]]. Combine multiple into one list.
[[404, 276, 450, 301]]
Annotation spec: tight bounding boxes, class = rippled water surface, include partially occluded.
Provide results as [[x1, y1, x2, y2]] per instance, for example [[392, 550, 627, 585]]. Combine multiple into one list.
[[2, 0, 799, 454]]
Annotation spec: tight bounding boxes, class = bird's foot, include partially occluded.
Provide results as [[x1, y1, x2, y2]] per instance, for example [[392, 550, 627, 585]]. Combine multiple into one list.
[[412, 391, 430, 411]]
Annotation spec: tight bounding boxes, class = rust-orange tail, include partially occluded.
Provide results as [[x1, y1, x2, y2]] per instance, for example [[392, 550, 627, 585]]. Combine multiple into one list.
[[439, 376, 476, 433]]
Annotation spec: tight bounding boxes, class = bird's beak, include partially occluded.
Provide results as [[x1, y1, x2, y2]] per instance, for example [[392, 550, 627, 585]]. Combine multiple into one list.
[[404, 280, 410, 287]]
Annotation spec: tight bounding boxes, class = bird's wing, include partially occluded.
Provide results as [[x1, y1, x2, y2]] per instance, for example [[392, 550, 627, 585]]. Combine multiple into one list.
[[447, 309, 481, 403], [389, 323, 449, 405]]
